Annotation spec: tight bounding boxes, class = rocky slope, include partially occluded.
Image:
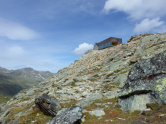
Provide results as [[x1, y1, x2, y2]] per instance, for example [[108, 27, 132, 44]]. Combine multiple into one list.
[[0, 67, 53, 97], [1, 33, 166, 124]]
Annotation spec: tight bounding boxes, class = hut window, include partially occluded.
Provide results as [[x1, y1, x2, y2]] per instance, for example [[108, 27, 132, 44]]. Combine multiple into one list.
[[112, 41, 119, 45]]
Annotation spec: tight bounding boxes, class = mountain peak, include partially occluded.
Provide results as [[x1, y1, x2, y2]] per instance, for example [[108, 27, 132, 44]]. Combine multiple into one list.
[[0, 67, 11, 73], [0, 67, 54, 96]]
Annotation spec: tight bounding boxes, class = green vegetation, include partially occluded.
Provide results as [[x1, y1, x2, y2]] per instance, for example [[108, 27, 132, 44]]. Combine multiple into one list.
[[0, 94, 11, 103], [60, 99, 78, 108], [101, 83, 119, 93], [82, 98, 123, 124], [5, 102, 52, 124], [18, 109, 52, 124], [82, 98, 166, 124], [71, 81, 76, 87]]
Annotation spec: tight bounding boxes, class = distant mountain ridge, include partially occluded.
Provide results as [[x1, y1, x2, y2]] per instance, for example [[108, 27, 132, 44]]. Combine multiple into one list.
[[0, 67, 12, 73], [0, 67, 54, 96], [5, 67, 53, 80]]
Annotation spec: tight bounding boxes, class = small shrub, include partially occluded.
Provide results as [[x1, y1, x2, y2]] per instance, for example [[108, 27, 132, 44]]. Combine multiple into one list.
[[130, 110, 141, 116], [115, 104, 121, 108], [146, 103, 161, 110]]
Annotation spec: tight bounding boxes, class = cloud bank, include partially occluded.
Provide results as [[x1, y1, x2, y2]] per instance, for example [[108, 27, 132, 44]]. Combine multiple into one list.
[[134, 18, 164, 33], [103, 0, 166, 20], [103, 0, 166, 33], [73, 43, 93, 55], [0, 18, 39, 40]]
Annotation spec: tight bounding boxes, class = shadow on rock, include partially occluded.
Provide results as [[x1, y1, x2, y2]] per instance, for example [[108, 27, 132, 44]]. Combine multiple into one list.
[[35, 94, 61, 117]]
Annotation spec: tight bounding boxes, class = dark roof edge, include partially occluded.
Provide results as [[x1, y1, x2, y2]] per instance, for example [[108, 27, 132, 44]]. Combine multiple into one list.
[[105, 37, 122, 40]]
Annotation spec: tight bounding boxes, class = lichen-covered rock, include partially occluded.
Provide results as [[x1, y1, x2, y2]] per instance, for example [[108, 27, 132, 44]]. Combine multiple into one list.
[[118, 50, 166, 111], [35, 94, 61, 117], [48, 106, 82, 124], [154, 77, 166, 104]]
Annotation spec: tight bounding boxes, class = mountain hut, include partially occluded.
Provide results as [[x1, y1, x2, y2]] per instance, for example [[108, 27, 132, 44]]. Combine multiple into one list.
[[93, 37, 122, 50]]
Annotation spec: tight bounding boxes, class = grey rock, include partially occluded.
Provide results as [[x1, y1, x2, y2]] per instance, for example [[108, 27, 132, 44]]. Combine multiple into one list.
[[134, 45, 146, 58], [48, 106, 82, 124], [35, 94, 61, 116], [103, 88, 120, 99], [118, 93, 152, 112], [73, 77, 82, 82], [81, 91, 89, 97], [76, 93, 103, 107], [55, 68, 70, 81], [114, 73, 128, 88], [108, 61, 122, 72], [89, 109, 105, 117], [118, 50, 166, 111], [63, 78, 74, 85]]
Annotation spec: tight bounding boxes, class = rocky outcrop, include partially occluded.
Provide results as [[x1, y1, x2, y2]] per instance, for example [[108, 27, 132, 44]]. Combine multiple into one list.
[[127, 33, 153, 43], [35, 94, 61, 116], [48, 106, 82, 124], [118, 50, 166, 111]]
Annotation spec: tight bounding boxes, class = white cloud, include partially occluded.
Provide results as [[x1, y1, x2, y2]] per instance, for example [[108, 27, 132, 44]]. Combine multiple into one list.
[[6, 45, 26, 57], [103, 0, 166, 34], [0, 44, 69, 73], [134, 18, 164, 33], [0, 18, 39, 40], [73, 43, 93, 55], [0, 44, 26, 58], [103, 0, 166, 20]]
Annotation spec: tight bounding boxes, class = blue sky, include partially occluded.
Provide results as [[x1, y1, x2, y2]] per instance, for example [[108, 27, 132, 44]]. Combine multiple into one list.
[[0, 0, 166, 73]]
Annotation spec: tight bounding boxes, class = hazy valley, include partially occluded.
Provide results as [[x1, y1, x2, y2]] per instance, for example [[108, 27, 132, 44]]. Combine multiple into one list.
[[0, 67, 53, 103]]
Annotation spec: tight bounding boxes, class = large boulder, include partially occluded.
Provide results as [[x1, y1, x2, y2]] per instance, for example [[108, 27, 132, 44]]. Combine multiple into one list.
[[35, 94, 61, 117], [118, 50, 166, 111], [48, 106, 82, 124]]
